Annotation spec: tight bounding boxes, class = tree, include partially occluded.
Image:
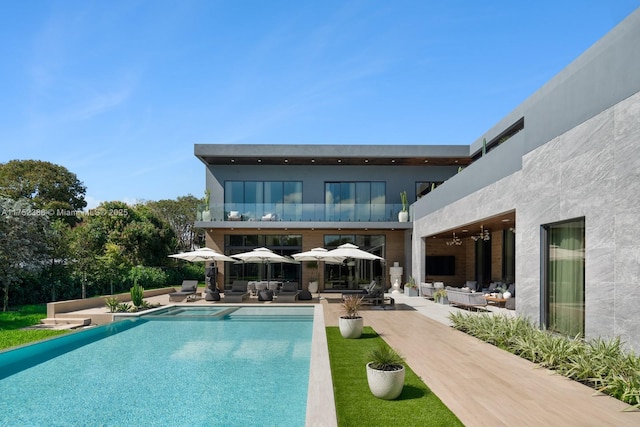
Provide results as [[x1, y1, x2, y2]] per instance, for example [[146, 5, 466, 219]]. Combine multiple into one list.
[[0, 160, 87, 225], [79, 201, 176, 268], [0, 198, 49, 311], [146, 195, 205, 252]]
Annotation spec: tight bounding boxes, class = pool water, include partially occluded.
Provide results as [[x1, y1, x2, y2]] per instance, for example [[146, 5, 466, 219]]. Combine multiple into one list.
[[0, 306, 314, 426]]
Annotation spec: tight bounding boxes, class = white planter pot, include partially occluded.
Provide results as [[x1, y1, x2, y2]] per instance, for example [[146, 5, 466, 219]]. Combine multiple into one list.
[[366, 363, 405, 400], [339, 316, 363, 339], [398, 211, 409, 222], [202, 210, 211, 221], [308, 281, 318, 294]]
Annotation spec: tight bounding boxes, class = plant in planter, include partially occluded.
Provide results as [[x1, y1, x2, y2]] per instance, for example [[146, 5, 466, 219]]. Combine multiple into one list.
[[398, 191, 409, 222], [339, 295, 364, 339], [433, 288, 448, 304], [366, 344, 405, 400], [404, 276, 418, 296], [202, 189, 211, 221], [105, 297, 119, 313]]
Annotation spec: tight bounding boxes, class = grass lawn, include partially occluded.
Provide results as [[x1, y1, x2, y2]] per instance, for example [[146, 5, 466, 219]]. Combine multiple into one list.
[[0, 305, 69, 350], [326, 326, 463, 427]]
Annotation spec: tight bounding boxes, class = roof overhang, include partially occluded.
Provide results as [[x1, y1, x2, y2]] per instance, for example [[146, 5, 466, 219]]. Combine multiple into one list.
[[194, 144, 472, 166]]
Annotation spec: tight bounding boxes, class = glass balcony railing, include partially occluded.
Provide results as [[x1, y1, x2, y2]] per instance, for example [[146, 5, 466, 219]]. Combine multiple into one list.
[[197, 203, 408, 222]]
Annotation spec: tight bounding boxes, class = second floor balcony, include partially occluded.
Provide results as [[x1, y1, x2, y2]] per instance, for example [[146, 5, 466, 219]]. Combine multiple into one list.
[[198, 203, 409, 222]]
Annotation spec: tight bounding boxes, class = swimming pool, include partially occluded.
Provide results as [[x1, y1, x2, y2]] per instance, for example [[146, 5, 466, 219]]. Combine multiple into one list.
[[0, 306, 317, 426]]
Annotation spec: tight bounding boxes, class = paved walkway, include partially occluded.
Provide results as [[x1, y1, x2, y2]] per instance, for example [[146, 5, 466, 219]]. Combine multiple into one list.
[[322, 293, 639, 427]]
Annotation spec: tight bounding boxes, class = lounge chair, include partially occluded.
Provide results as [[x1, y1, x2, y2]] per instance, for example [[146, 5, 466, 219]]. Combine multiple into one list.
[[341, 281, 376, 296], [169, 280, 200, 302], [278, 282, 299, 303], [224, 281, 250, 302]]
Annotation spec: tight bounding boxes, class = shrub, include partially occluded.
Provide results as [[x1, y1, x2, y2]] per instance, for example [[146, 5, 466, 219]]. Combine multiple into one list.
[[449, 312, 640, 408]]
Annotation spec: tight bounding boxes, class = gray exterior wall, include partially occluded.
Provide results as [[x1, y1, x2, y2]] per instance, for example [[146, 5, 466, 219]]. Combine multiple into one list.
[[413, 89, 640, 348]]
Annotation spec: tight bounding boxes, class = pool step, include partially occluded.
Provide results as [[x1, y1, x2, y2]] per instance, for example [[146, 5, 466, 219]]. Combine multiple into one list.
[[40, 318, 92, 329]]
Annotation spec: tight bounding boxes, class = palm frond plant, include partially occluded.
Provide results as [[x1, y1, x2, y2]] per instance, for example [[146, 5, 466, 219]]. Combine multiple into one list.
[[366, 344, 406, 399], [339, 295, 364, 338]]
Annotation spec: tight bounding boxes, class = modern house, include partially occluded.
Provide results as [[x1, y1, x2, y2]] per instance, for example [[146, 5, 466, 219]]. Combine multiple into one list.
[[196, 8, 640, 348]]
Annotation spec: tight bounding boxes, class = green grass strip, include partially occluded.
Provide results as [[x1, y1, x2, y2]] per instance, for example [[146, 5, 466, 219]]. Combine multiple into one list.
[[326, 326, 462, 427], [0, 304, 69, 350]]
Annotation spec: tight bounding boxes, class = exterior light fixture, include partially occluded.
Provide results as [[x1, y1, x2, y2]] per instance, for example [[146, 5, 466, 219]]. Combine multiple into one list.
[[471, 225, 491, 241], [446, 233, 463, 246]]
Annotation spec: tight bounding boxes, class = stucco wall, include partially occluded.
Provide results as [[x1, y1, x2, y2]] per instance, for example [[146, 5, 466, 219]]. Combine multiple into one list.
[[412, 90, 640, 349]]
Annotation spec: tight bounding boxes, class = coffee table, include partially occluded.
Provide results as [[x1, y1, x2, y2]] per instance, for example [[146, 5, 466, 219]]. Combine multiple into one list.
[[484, 296, 507, 307]]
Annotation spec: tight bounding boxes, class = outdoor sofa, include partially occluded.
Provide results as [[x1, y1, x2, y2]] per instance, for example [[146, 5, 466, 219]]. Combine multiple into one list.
[[445, 286, 487, 310]]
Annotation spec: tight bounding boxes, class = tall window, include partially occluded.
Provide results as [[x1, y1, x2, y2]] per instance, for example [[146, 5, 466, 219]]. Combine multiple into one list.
[[502, 229, 516, 283], [543, 218, 585, 337], [224, 181, 302, 220], [325, 182, 385, 221], [224, 234, 302, 286], [323, 234, 385, 290]]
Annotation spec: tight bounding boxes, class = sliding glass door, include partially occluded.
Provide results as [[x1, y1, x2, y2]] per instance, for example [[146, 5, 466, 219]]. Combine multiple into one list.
[[543, 218, 585, 337]]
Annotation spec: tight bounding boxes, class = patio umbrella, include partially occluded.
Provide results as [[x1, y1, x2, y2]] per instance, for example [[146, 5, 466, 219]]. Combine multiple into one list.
[[169, 247, 237, 263], [325, 243, 384, 261], [292, 247, 345, 295], [291, 247, 345, 265], [232, 247, 299, 282], [169, 248, 237, 292]]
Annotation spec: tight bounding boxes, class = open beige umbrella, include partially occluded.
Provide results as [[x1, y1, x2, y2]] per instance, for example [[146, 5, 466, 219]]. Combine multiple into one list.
[[169, 247, 237, 263], [292, 247, 345, 264], [325, 243, 384, 261], [169, 248, 237, 295]]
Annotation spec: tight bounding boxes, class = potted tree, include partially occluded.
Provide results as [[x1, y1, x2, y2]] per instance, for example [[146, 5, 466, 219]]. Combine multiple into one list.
[[404, 276, 418, 296], [398, 191, 409, 222], [366, 344, 405, 400], [339, 295, 364, 339], [202, 189, 211, 221]]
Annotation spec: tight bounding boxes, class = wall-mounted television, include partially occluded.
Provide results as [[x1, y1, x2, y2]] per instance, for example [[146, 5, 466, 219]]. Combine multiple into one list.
[[426, 255, 456, 276]]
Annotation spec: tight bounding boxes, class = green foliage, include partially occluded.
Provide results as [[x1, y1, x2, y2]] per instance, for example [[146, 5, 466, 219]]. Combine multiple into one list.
[[449, 312, 640, 408], [0, 159, 86, 226], [400, 190, 408, 212], [127, 266, 167, 289], [326, 326, 462, 426], [0, 305, 68, 350], [0, 197, 50, 311], [116, 303, 132, 312], [367, 344, 404, 371], [146, 196, 205, 253], [433, 289, 447, 300], [130, 280, 144, 307], [105, 297, 119, 313], [404, 276, 417, 288]]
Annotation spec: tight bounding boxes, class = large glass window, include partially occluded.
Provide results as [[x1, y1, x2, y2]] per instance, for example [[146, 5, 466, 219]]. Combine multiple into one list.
[[543, 218, 585, 337], [323, 234, 385, 291], [224, 234, 302, 286], [224, 181, 302, 220], [502, 229, 516, 283], [325, 182, 386, 221]]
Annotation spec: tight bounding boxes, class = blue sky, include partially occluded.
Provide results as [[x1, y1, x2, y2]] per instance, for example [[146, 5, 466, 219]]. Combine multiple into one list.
[[1, 1, 638, 209]]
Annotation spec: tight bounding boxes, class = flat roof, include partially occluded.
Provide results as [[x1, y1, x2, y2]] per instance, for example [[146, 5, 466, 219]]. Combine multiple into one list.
[[194, 144, 472, 166]]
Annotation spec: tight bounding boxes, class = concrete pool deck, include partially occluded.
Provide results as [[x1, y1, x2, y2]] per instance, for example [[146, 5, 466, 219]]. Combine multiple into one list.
[[58, 291, 639, 426]]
